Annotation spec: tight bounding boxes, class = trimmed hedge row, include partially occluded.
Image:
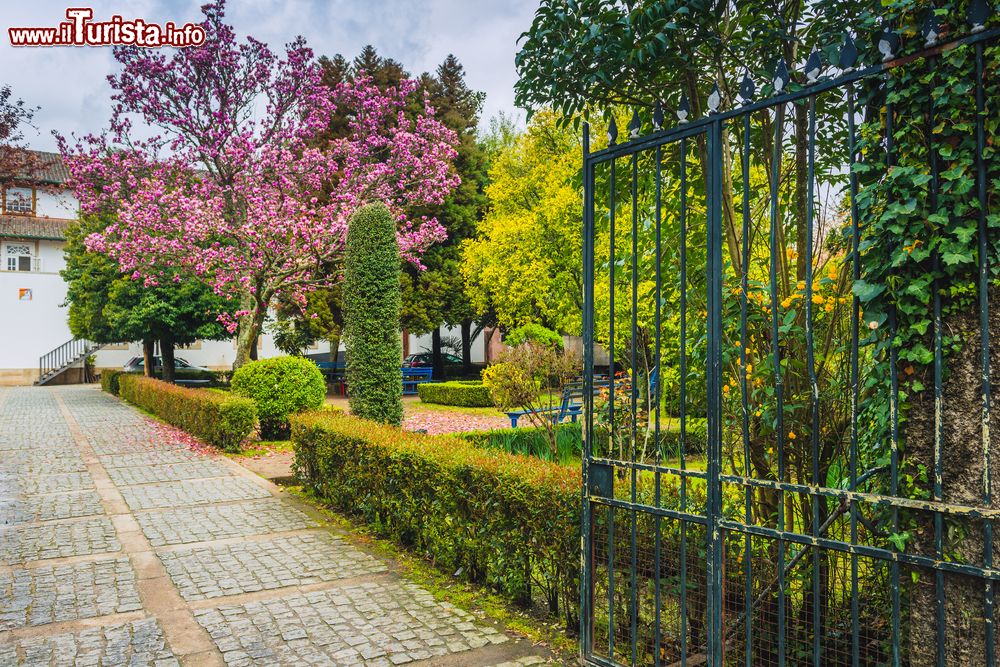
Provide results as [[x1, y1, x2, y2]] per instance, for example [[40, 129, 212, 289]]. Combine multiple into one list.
[[291, 412, 580, 623], [100, 369, 126, 396], [416, 380, 494, 407], [117, 374, 257, 451]]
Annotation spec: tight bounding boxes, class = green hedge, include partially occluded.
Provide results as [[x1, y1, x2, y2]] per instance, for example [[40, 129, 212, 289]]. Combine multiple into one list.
[[292, 412, 580, 623], [417, 381, 494, 407], [100, 369, 126, 396], [118, 374, 257, 452]]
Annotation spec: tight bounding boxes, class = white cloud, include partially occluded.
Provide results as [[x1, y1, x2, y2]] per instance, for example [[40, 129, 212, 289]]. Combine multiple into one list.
[[0, 0, 536, 152]]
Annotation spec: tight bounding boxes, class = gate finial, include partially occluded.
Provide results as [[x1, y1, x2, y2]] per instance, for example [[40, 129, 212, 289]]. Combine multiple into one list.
[[628, 110, 641, 139], [739, 72, 755, 105], [607, 116, 618, 146], [922, 11, 941, 46], [805, 51, 822, 84], [773, 59, 790, 94], [652, 101, 664, 130], [707, 83, 722, 114], [839, 32, 859, 71], [969, 0, 990, 32], [677, 95, 690, 123], [877, 24, 900, 61]]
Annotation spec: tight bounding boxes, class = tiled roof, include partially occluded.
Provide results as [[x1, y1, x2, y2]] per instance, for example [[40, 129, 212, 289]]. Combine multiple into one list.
[[25, 150, 70, 184], [0, 215, 74, 240]]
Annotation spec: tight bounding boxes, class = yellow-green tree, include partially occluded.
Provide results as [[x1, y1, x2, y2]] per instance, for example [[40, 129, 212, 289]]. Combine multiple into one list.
[[462, 109, 584, 335]]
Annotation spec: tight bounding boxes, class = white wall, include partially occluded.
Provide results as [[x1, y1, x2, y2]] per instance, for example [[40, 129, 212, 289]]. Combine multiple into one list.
[[406, 324, 486, 363], [35, 189, 77, 219], [0, 270, 73, 370]]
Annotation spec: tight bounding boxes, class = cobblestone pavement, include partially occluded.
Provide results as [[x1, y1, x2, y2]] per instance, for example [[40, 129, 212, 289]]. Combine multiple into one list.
[[0, 387, 559, 666]]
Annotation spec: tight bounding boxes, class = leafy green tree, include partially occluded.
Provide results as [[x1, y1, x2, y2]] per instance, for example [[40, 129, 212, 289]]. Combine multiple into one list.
[[343, 203, 404, 426], [62, 214, 233, 382], [462, 109, 584, 336]]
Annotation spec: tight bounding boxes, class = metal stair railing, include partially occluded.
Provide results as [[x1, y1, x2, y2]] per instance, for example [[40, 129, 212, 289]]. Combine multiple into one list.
[[37, 338, 103, 385]]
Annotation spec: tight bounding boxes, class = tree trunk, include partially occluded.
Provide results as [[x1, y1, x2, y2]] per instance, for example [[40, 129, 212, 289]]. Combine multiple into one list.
[[431, 327, 444, 381], [907, 290, 1000, 666], [142, 339, 155, 377], [328, 334, 340, 364], [461, 319, 473, 376], [234, 309, 267, 370], [160, 338, 175, 384]]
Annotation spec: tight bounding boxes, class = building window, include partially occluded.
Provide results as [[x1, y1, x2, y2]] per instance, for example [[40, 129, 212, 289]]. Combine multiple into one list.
[[4, 243, 37, 272], [4, 187, 34, 215]]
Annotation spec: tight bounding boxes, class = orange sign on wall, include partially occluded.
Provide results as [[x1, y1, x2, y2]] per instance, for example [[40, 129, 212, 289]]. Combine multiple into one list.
[[18, 288, 32, 301]]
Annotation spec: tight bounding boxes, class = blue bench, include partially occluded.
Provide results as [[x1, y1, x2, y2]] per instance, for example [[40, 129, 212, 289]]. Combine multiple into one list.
[[506, 376, 611, 428], [317, 363, 432, 396], [402, 367, 433, 395]]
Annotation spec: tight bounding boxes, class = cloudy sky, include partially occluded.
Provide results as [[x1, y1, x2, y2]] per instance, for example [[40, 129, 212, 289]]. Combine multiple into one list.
[[1, 0, 538, 152]]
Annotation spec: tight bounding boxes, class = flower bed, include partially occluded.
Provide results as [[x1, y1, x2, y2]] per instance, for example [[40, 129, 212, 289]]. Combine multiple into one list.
[[116, 374, 257, 452], [416, 380, 494, 407]]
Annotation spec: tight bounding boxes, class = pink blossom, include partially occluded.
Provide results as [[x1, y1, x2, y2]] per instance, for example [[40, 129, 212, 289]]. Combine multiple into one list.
[[59, 0, 458, 338]]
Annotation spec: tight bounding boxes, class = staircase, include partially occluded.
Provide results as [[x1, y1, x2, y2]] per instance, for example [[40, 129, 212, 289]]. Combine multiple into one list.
[[36, 338, 104, 386]]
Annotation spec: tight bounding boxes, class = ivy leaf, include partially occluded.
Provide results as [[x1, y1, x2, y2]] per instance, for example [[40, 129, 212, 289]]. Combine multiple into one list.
[[888, 531, 911, 552], [852, 280, 885, 302], [941, 250, 973, 266]]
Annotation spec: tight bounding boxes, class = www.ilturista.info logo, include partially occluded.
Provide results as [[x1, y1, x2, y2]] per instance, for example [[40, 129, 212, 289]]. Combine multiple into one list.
[[8, 8, 206, 47]]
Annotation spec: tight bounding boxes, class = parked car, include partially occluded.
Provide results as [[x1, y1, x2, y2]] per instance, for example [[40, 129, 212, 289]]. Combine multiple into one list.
[[122, 356, 217, 386], [401, 352, 465, 369]]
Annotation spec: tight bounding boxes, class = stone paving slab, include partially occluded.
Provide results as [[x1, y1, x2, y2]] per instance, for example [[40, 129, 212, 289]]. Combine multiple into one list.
[[107, 460, 234, 486], [0, 453, 87, 473], [193, 581, 509, 666], [0, 517, 121, 565], [136, 499, 318, 546], [121, 478, 271, 511], [0, 617, 179, 666], [0, 491, 105, 525], [98, 450, 202, 469], [160, 533, 388, 601], [0, 557, 141, 631], [9, 472, 95, 496]]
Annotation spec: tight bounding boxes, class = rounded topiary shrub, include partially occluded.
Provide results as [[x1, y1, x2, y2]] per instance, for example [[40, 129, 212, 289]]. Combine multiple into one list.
[[230, 356, 326, 439]]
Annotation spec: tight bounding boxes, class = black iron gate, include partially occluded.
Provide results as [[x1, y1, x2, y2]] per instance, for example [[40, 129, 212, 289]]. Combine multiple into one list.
[[580, 10, 998, 667]]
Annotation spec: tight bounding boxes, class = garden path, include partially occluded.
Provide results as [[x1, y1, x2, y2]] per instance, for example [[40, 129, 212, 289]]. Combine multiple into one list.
[[0, 386, 554, 666]]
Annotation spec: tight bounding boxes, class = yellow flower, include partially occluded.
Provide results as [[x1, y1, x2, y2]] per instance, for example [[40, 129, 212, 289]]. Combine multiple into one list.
[[824, 303, 835, 313], [745, 363, 753, 373], [788, 431, 797, 440], [812, 294, 825, 305], [797, 280, 806, 291], [723, 385, 731, 394], [781, 297, 794, 309]]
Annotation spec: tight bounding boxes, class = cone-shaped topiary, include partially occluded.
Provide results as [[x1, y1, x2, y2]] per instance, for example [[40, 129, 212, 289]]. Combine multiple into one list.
[[343, 203, 404, 425]]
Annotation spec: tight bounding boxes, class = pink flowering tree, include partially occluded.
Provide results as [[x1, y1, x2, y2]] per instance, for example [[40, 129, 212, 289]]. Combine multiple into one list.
[[60, 1, 458, 368]]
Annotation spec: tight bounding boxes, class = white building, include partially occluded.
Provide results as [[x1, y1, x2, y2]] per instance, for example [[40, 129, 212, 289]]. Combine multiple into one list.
[[0, 151, 490, 385]]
